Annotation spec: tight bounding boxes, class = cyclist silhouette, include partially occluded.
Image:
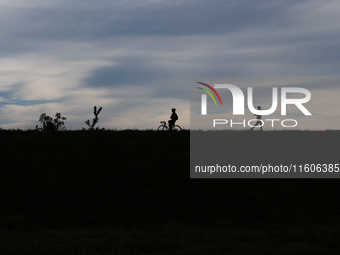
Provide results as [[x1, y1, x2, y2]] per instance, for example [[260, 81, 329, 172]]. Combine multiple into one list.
[[168, 108, 178, 130], [250, 106, 263, 131]]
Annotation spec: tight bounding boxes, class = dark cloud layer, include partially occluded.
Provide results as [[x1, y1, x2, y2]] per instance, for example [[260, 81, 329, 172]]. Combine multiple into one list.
[[83, 58, 172, 87], [3, 1, 303, 39], [1, 0, 340, 129]]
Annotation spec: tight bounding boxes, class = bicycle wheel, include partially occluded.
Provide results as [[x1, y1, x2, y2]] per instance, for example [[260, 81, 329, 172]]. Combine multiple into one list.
[[157, 125, 167, 131], [173, 125, 181, 131]]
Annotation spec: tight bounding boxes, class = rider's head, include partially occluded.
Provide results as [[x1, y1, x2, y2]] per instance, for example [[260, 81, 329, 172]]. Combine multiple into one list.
[[172, 108, 176, 112], [257, 106, 261, 110]]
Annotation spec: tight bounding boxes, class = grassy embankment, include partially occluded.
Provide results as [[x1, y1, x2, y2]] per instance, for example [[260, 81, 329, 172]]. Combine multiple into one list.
[[1, 129, 340, 255]]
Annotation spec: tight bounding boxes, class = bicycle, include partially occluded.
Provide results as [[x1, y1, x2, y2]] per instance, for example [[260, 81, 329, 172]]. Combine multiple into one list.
[[157, 121, 181, 131]]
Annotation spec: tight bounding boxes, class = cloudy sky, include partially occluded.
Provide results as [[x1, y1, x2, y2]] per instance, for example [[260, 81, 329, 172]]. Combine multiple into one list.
[[0, 0, 339, 130]]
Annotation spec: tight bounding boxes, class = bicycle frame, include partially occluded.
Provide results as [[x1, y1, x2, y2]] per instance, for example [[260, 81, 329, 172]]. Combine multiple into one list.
[[160, 121, 168, 130], [158, 121, 181, 131]]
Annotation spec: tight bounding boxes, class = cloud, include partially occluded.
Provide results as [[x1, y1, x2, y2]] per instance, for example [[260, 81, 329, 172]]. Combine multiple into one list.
[[0, 0, 340, 130]]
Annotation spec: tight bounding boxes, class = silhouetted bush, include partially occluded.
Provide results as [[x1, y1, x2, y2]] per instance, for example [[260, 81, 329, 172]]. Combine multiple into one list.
[[38, 112, 67, 131]]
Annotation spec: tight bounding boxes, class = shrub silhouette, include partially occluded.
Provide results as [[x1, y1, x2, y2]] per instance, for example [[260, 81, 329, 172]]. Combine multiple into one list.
[[84, 106, 104, 131], [38, 112, 67, 131]]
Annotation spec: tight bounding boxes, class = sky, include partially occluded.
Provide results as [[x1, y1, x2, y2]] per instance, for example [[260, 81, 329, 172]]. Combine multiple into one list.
[[0, 0, 339, 130]]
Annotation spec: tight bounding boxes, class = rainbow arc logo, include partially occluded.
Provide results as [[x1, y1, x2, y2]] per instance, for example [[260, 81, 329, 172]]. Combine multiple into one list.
[[196, 82, 223, 106]]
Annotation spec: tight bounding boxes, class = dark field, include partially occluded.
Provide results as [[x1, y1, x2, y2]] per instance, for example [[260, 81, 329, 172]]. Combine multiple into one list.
[[1, 129, 340, 254]]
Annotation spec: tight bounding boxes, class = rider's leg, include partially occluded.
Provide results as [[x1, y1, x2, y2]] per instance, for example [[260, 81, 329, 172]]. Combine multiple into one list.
[[168, 120, 173, 130], [251, 121, 261, 130], [258, 120, 263, 131]]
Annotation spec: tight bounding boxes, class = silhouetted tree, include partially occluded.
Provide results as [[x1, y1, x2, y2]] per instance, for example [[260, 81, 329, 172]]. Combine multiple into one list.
[[84, 106, 104, 130]]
